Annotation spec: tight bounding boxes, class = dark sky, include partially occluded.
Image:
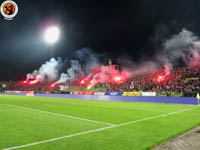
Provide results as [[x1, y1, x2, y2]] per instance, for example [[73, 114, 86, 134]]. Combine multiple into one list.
[[1, 0, 200, 80]]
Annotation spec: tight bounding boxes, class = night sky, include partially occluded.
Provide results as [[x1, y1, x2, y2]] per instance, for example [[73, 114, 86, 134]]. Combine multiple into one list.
[[1, 0, 200, 81]]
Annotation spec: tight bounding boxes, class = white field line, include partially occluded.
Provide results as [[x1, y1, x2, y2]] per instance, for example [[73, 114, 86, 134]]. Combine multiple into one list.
[[6, 104, 115, 126], [2, 106, 198, 150]]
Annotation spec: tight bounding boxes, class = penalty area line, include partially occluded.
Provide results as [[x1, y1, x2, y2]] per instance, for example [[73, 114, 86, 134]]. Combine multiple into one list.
[[3, 106, 198, 150], [6, 104, 115, 126]]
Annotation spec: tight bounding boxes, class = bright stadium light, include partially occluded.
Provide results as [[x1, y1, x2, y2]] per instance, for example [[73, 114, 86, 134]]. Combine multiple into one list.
[[44, 26, 60, 57], [44, 26, 60, 44]]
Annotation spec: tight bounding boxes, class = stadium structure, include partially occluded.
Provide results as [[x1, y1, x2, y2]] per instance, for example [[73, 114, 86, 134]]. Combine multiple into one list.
[[1, 59, 200, 150]]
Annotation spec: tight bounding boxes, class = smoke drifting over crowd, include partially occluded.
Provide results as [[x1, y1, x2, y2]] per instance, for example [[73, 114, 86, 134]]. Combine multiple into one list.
[[53, 48, 102, 85], [53, 60, 83, 85], [24, 48, 102, 86], [25, 58, 63, 85], [23, 28, 200, 87], [118, 28, 200, 76], [163, 28, 200, 68]]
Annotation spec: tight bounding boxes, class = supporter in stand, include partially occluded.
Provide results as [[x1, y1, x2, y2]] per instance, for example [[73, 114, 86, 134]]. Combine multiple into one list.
[[1, 66, 200, 97]]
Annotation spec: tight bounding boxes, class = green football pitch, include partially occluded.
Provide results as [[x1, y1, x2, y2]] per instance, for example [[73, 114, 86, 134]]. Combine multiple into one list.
[[0, 95, 200, 150]]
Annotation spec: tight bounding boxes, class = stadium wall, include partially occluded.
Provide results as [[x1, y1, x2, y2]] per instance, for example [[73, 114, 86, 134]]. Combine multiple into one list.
[[0, 92, 197, 105], [0, 93, 26, 96], [34, 94, 198, 105]]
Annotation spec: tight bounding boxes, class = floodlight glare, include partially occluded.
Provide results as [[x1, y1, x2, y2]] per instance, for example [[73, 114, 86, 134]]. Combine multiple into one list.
[[45, 26, 60, 44]]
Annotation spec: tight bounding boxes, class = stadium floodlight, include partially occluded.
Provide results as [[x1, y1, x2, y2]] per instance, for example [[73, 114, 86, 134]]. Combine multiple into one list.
[[44, 26, 60, 44], [44, 26, 60, 57]]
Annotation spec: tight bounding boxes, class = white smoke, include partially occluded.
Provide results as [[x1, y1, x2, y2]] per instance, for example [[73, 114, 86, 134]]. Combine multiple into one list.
[[163, 28, 200, 67], [118, 28, 200, 77], [26, 58, 63, 81], [117, 56, 165, 76], [164, 29, 197, 51], [122, 28, 200, 76], [55, 60, 83, 84], [75, 48, 101, 73], [55, 48, 102, 84], [57, 73, 69, 83]]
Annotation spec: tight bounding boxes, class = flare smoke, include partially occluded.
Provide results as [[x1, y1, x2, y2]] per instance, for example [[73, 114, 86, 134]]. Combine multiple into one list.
[[26, 58, 63, 82]]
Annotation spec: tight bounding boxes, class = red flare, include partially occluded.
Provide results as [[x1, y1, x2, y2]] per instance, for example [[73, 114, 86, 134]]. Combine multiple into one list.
[[30, 80, 39, 85]]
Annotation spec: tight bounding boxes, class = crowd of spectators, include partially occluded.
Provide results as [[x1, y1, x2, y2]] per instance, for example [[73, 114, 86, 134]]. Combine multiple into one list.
[[0, 81, 54, 93], [1, 66, 200, 97], [106, 67, 200, 97]]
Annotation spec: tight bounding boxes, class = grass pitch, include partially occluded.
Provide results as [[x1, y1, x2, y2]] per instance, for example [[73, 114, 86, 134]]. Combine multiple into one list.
[[0, 95, 200, 150]]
